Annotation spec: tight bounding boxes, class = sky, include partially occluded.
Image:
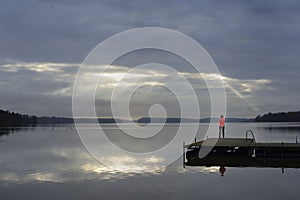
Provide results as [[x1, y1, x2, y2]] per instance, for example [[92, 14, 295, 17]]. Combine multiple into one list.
[[0, 0, 300, 118]]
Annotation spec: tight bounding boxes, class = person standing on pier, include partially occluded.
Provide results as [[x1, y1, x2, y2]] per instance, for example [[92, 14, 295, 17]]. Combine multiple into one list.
[[219, 115, 225, 138]]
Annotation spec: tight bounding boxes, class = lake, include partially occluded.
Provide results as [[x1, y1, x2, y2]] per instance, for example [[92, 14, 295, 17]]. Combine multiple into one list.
[[1, 123, 300, 200]]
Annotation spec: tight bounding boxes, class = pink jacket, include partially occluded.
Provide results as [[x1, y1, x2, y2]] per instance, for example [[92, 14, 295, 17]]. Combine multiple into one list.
[[219, 118, 225, 127]]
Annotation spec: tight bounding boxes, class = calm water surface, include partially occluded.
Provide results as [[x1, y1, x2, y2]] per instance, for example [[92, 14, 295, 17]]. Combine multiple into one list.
[[1, 123, 300, 200]]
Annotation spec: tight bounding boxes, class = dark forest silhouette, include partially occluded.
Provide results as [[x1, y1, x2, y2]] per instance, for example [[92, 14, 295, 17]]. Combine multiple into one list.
[[0, 110, 37, 127], [255, 111, 300, 122]]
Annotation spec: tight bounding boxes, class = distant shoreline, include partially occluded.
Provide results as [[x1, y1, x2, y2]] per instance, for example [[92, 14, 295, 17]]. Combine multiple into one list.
[[2, 109, 300, 127]]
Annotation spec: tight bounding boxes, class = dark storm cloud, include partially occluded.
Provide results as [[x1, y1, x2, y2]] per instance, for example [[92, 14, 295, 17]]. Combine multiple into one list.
[[0, 0, 299, 76], [0, 0, 299, 117]]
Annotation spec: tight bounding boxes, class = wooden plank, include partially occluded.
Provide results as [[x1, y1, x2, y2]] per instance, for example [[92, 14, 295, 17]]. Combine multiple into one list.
[[253, 142, 300, 149], [186, 138, 255, 148], [185, 138, 300, 149]]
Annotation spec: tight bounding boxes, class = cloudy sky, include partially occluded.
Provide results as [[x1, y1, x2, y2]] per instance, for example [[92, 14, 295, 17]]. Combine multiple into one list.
[[0, 0, 299, 118]]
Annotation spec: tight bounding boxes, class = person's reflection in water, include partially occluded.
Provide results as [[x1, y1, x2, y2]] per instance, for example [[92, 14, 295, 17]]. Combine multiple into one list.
[[219, 166, 226, 177]]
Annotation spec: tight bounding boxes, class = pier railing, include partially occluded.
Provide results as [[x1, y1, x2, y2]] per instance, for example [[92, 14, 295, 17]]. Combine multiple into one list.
[[246, 130, 256, 142]]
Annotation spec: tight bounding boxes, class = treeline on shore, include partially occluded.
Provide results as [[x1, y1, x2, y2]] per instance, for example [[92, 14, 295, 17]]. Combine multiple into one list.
[[255, 111, 300, 122], [0, 110, 76, 127], [0, 110, 37, 127], [0, 109, 119, 127]]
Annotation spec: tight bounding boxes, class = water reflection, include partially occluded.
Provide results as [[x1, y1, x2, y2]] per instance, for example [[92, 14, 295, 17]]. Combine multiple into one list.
[[0, 126, 173, 184], [186, 153, 300, 168], [258, 124, 300, 133], [219, 166, 226, 176], [1, 171, 65, 183], [1, 124, 300, 200], [0, 127, 25, 137], [1, 124, 300, 183]]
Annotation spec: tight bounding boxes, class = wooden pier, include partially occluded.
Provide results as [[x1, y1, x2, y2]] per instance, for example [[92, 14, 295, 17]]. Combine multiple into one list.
[[184, 130, 300, 168], [186, 138, 300, 150]]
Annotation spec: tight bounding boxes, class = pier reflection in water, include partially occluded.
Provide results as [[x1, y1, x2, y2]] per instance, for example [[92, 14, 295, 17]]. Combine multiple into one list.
[[185, 153, 300, 176]]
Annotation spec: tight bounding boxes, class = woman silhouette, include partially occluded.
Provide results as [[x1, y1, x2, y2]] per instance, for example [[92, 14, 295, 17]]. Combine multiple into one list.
[[219, 115, 225, 138]]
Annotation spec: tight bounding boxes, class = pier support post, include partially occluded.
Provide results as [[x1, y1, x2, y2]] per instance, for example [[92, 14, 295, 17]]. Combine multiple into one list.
[[183, 141, 185, 168]]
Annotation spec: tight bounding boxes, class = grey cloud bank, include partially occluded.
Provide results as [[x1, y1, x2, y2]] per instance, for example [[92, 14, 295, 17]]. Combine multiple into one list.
[[0, 0, 299, 117]]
